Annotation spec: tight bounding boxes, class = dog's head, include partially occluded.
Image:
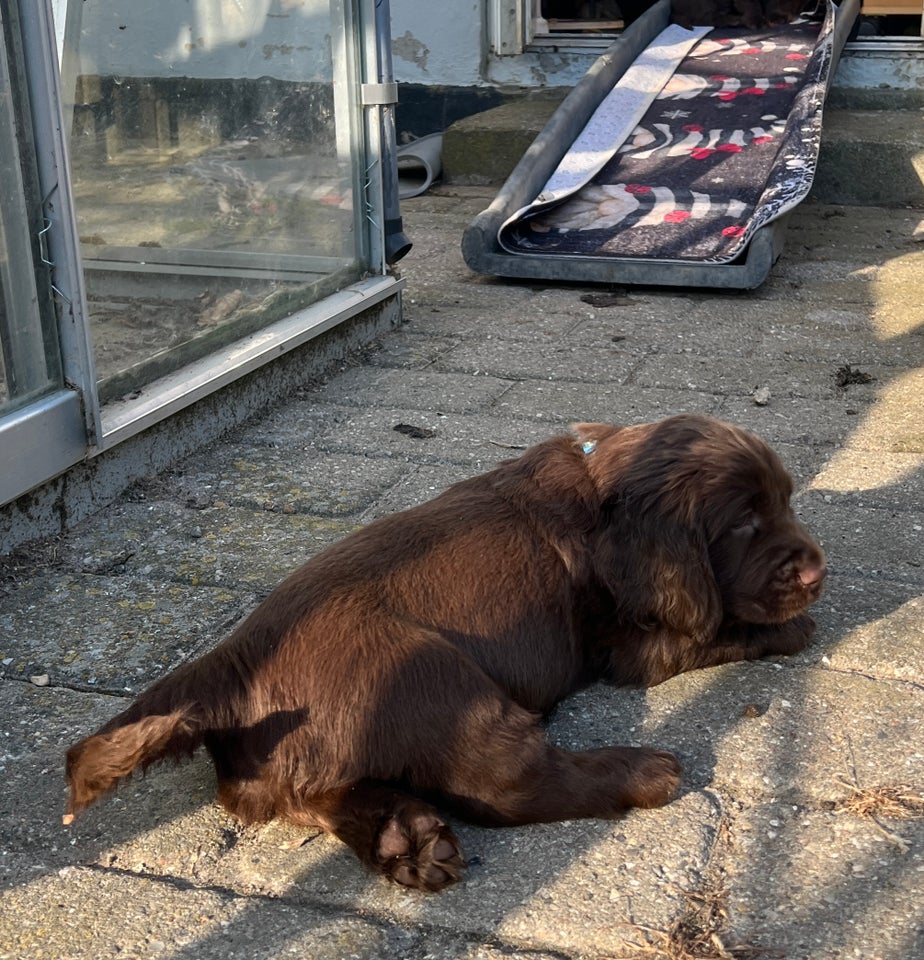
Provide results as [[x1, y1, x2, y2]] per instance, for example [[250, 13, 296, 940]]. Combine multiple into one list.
[[573, 414, 826, 639]]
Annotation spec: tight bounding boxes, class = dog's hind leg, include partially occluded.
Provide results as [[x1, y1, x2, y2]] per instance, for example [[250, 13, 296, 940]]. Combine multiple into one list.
[[293, 782, 465, 892]]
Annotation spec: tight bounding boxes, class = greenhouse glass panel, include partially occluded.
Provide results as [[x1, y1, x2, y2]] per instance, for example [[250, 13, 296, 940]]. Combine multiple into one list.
[[0, 0, 62, 416], [55, 0, 367, 402]]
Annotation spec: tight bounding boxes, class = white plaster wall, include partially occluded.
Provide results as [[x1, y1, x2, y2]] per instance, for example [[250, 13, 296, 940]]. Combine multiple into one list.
[[834, 48, 924, 90], [485, 47, 601, 86], [389, 0, 485, 86], [388, 0, 595, 88], [53, 0, 594, 90], [50, 1, 924, 93]]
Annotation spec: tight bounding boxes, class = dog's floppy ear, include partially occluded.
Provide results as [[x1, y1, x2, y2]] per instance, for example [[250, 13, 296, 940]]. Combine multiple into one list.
[[592, 506, 723, 644], [574, 419, 723, 642]]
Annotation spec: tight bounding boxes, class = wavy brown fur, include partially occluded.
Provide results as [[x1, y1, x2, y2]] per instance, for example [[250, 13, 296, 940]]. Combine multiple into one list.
[[65, 414, 825, 890]]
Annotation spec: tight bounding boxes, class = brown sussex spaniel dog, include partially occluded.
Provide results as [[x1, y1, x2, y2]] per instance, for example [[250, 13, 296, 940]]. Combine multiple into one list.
[[65, 414, 825, 891]]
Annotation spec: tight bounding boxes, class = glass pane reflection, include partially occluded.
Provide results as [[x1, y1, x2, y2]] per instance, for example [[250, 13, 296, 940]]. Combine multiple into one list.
[[1, 2, 62, 415], [57, 0, 363, 401]]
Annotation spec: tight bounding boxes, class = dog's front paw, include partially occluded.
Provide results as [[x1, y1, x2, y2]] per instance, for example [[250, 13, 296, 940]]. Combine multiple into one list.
[[761, 613, 815, 656], [376, 807, 465, 892], [622, 747, 682, 810]]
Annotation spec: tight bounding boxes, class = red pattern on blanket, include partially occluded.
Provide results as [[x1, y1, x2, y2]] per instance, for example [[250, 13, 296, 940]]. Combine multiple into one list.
[[500, 15, 832, 264]]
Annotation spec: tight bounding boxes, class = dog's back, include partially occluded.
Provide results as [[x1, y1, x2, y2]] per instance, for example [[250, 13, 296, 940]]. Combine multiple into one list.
[[64, 435, 598, 823]]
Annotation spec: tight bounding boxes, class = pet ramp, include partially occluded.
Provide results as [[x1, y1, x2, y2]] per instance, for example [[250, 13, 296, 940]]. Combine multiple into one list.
[[462, 0, 859, 290]]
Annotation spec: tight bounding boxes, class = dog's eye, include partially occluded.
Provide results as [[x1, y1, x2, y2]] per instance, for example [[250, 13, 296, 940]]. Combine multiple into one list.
[[731, 515, 760, 538]]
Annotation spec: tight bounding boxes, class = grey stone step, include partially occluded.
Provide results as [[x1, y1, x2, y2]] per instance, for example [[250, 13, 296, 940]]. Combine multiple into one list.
[[812, 108, 924, 206], [442, 97, 924, 208]]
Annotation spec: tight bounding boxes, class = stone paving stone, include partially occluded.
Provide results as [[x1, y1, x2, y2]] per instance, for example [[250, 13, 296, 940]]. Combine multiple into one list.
[[432, 337, 641, 384], [0, 574, 244, 693], [493, 379, 722, 425], [316, 366, 514, 414], [57, 500, 360, 594], [633, 352, 885, 402], [812, 577, 924, 682], [725, 806, 924, 960], [169, 445, 411, 517], [205, 792, 718, 958], [545, 663, 924, 807], [302, 406, 572, 466]]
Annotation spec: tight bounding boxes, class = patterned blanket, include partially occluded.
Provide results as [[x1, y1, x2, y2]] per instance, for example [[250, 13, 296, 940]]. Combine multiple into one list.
[[499, 5, 834, 264]]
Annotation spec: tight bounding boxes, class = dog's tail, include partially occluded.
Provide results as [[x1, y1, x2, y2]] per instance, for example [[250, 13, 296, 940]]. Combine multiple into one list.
[[63, 667, 209, 824]]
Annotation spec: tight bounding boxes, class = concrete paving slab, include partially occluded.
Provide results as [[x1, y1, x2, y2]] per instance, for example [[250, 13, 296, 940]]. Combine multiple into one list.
[[812, 577, 924, 682], [0, 861, 422, 960], [167, 446, 411, 517], [316, 366, 515, 415], [357, 463, 486, 520], [400, 303, 581, 343], [55, 500, 360, 595], [0, 575, 244, 693], [713, 398, 861, 453], [198, 794, 718, 958], [814, 109, 924, 207], [399, 272, 538, 310], [221, 400, 360, 452], [829, 368, 924, 455], [725, 806, 924, 959], [799, 500, 924, 577], [782, 202, 923, 260], [0, 683, 220, 871], [493, 380, 722, 426], [751, 325, 920, 368], [545, 661, 923, 806], [566, 305, 815, 359], [0, 680, 715, 959], [367, 330, 466, 370], [441, 93, 564, 186], [432, 338, 642, 384], [633, 353, 884, 403], [807, 451, 924, 506], [285, 405, 561, 467]]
